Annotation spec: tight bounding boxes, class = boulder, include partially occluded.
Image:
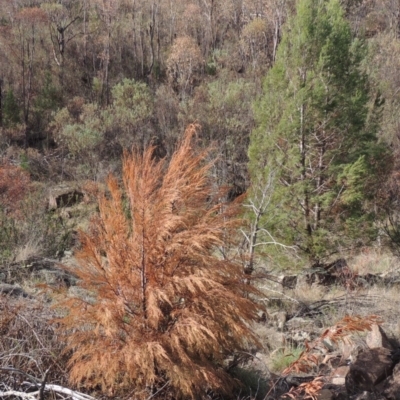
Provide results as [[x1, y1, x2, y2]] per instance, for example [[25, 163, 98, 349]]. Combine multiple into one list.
[[1, 256, 77, 288], [366, 324, 393, 350], [324, 258, 348, 274], [280, 275, 297, 289], [345, 347, 394, 394], [316, 389, 335, 400], [381, 362, 400, 400], [338, 340, 360, 364], [355, 273, 383, 287], [330, 365, 350, 385], [48, 185, 84, 210], [0, 284, 30, 298]]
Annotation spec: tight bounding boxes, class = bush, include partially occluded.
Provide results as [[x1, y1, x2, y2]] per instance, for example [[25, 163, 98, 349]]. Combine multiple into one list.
[[0, 163, 72, 261], [0, 164, 30, 218], [55, 124, 261, 399], [0, 295, 68, 389], [271, 346, 304, 373]]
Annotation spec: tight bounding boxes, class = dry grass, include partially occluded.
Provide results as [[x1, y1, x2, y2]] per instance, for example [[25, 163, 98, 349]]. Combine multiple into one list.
[[255, 256, 400, 360], [349, 248, 400, 275], [270, 346, 304, 373], [291, 283, 328, 303], [273, 249, 400, 326], [360, 285, 400, 338], [0, 295, 68, 390], [14, 240, 43, 263]]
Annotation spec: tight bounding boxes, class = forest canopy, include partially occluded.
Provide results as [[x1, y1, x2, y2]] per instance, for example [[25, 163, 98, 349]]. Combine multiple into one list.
[[0, 0, 399, 267]]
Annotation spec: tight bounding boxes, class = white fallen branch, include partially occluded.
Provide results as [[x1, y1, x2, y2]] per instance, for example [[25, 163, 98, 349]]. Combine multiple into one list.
[[0, 384, 97, 400], [45, 384, 97, 400], [0, 390, 36, 399]]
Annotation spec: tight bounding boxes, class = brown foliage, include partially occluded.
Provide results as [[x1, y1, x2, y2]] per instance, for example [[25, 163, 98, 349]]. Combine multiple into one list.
[[55, 124, 261, 398], [15, 7, 48, 24], [283, 314, 382, 375], [284, 377, 325, 400], [0, 163, 31, 219], [167, 36, 203, 95]]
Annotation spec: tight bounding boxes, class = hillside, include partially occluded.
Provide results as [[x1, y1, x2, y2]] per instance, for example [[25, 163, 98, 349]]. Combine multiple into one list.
[[2, 0, 400, 399]]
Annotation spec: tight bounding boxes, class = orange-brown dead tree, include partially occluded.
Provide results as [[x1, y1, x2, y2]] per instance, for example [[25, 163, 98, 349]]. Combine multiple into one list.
[[0, 163, 31, 219], [55, 124, 261, 399]]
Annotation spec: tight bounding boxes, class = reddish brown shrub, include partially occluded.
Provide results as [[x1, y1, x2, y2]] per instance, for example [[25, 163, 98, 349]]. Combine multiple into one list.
[[0, 164, 31, 219], [55, 124, 261, 398]]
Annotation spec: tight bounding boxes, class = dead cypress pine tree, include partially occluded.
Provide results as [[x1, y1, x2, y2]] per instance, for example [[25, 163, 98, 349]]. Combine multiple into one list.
[[55, 124, 261, 399]]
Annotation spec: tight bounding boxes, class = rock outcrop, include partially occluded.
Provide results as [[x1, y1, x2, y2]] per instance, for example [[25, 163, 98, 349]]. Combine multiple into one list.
[[345, 347, 394, 394], [269, 323, 400, 400]]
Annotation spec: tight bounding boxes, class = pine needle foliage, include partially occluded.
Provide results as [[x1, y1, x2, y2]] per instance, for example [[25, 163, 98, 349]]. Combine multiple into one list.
[[55, 124, 261, 399], [282, 314, 382, 375]]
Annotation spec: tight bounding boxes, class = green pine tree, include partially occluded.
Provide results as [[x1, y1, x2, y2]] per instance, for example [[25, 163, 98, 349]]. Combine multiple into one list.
[[3, 89, 21, 127], [248, 0, 390, 265]]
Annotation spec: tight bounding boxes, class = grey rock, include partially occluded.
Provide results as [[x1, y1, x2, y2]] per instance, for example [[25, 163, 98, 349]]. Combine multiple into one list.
[[48, 185, 84, 210], [366, 324, 393, 350], [381, 362, 400, 400], [0, 283, 30, 298], [317, 388, 335, 400], [345, 347, 394, 394]]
